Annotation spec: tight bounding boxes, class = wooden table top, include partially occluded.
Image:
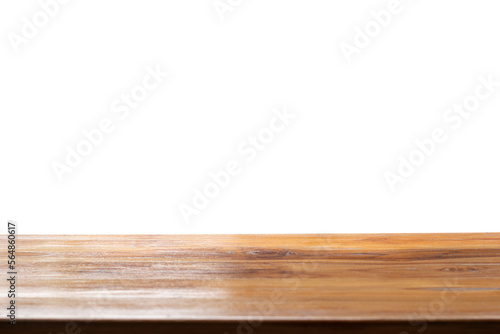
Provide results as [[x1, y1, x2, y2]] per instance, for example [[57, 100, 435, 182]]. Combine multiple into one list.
[[2, 234, 500, 333]]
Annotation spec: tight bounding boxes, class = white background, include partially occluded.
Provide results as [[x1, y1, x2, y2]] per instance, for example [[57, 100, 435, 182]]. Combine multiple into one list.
[[1, 0, 499, 234]]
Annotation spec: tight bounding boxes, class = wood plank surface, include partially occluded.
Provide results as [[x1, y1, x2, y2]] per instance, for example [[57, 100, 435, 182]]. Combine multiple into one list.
[[1, 234, 500, 333]]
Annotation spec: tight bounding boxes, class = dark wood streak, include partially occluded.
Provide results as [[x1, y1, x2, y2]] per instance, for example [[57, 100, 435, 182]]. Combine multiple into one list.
[[4, 321, 500, 334]]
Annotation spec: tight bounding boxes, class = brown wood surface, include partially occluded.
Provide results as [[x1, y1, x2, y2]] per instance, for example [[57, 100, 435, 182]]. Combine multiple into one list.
[[1, 234, 500, 333]]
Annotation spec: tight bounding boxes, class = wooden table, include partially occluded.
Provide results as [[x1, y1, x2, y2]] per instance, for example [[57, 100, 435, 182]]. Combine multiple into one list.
[[2, 234, 499, 333]]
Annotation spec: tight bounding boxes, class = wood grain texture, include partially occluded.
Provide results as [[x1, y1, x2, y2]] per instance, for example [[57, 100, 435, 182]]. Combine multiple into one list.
[[1, 234, 500, 333]]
